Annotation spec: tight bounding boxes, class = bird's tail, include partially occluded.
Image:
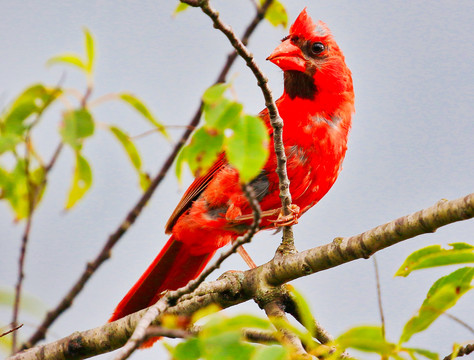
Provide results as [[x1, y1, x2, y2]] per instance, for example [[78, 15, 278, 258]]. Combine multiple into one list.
[[109, 235, 215, 346]]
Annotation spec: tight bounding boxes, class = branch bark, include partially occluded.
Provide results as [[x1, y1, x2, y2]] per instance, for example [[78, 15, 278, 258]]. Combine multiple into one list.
[[9, 193, 473, 360]]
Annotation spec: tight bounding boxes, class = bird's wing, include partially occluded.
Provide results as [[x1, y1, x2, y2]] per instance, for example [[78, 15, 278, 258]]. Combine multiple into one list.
[[165, 153, 228, 233]]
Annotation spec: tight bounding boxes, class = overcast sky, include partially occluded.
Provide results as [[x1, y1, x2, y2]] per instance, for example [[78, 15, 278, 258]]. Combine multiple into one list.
[[1, 1, 473, 359]]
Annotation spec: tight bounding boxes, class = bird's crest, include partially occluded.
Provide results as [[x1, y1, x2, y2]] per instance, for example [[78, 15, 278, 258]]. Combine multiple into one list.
[[290, 8, 331, 40]]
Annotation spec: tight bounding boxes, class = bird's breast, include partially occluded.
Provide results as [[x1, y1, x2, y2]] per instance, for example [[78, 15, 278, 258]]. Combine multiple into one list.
[[284, 112, 350, 213]]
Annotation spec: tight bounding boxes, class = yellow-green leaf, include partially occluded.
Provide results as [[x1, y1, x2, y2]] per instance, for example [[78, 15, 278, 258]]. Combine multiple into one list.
[[65, 152, 92, 209], [400, 267, 474, 344], [395, 243, 474, 277], [1, 160, 29, 220], [202, 83, 230, 104], [180, 127, 223, 178], [109, 126, 141, 170], [83, 27, 95, 74], [173, 338, 201, 360], [139, 172, 151, 191], [288, 287, 315, 337], [204, 100, 242, 131], [0, 134, 22, 154], [337, 325, 395, 354], [403, 347, 439, 360], [173, 2, 190, 16], [225, 115, 269, 183], [3, 84, 61, 135], [262, 0, 288, 28], [59, 109, 95, 150], [252, 345, 287, 360], [119, 93, 169, 139], [47, 53, 86, 71]]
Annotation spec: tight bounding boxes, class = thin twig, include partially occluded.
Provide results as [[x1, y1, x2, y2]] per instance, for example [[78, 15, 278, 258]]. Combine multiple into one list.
[[443, 343, 474, 360], [373, 255, 386, 339], [112, 184, 262, 360], [44, 143, 64, 173], [20, 3, 272, 350], [11, 135, 35, 353], [443, 313, 474, 335], [1, 324, 23, 339]]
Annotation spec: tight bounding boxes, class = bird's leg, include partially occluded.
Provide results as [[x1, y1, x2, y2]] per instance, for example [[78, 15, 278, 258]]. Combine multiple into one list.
[[237, 245, 257, 269], [268, 204, 300, 227]]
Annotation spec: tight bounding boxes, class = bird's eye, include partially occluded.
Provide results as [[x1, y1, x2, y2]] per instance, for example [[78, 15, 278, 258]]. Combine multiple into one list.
[[311, 42, 325, 55]]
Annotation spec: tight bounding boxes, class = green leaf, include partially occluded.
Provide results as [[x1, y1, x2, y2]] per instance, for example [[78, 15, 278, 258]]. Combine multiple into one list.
[[252, 345, 287, 360], [200, 331, 255, 360], [262, 0, 288, 28], [65, 152, 92, 209], [222, 315, 273, 332], [336, 326, 395, 354], [225, 115, 269, 183], [180, 127, 223, 178], [202, 83, 230, 104], [47, 53, 86, 71], [2, 84, 61, 135], [396, 243, 474, 277], [0, 134, 22, 154], [288, 287, 315, 337], [109, 126, 141, 170], [1, 160, 29, 220], [404, 347, 439, 360], [173, 338, 201, 360], [83, 27, 95, 74], [400, 267, 474, 344], [119, 93, 169, 139], [109, 126, 150, 191], [191, 304, 221, 324], [59, 109, 95, 150], [173, 2, 189, 16], [203, 100, 242, 131]]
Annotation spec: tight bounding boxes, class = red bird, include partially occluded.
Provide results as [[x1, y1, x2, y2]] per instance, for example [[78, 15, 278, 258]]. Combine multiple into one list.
[[110, 8, 354, 329]]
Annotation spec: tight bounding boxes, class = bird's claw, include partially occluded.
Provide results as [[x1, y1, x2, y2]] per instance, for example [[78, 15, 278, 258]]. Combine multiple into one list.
[[268, 204, 300, 227]]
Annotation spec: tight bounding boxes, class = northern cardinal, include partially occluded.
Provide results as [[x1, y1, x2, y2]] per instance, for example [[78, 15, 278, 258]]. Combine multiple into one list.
[[110, 8, 354, 337]]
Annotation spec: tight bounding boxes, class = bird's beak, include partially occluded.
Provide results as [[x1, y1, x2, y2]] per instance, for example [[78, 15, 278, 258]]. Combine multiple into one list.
[[267, 39, 306, 72]]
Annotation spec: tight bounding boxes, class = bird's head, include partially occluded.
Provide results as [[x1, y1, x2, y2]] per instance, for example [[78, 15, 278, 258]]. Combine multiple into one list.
[[267, 8, 352, 100]]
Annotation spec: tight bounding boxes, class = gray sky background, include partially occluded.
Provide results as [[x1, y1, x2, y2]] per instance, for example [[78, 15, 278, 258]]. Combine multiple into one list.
[[1, 1, 473, 359]]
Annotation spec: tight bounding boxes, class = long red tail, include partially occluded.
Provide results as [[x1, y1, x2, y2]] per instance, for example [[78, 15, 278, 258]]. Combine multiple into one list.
[[109, 235, 215, 322]]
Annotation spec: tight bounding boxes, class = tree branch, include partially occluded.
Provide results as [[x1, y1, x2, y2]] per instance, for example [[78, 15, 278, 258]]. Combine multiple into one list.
[[9, 194, 473, 360], [264, 194, 474, 286], [443, 343, 474, 360]]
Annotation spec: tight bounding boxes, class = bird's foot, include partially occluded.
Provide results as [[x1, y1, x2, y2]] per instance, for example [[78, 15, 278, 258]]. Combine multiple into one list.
[[268, 204, 300, 227]]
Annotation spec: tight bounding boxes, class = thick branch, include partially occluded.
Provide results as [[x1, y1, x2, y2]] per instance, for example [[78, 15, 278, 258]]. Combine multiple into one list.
[[263, 194, 474, 286], [9, 194, 473, 360]]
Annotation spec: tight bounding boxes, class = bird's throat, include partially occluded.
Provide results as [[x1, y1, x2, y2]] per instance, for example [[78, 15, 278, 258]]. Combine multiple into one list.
[[284, 71, 317, 100]]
